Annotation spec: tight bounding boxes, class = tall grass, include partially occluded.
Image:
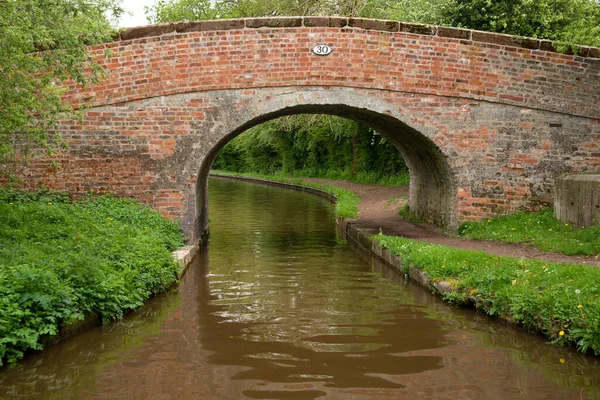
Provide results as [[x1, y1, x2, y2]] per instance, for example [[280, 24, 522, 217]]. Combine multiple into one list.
[[265, 167, 410, 186]]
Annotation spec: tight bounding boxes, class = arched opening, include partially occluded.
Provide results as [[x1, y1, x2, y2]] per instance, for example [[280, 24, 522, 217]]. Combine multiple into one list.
[[193, 101, 457, 240]]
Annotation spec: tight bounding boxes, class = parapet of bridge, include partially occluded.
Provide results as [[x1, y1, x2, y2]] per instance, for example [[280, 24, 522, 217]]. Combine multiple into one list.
[[117, 17, 600, 60], [12, 17, 600, 237]]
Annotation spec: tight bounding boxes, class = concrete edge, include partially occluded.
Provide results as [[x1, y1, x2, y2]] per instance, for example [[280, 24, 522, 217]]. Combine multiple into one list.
[[340, 219, 478, 304], [173, 242, 201, 279], [114, 17, 600, 60], [210, 173, 339, 204]]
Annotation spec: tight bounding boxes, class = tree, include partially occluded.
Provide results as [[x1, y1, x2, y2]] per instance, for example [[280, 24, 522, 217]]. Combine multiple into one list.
[[0, 0, 122, 182], [146, 0, 393, 22], [438, 0, 600, 47]]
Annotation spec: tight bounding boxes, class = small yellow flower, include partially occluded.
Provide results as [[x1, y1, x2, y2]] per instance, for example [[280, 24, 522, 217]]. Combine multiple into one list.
[[48, 202, 52, 205], [548, 228, 552, 232], [511, 228, 516, 231], [559, 358, 565, 364], [565, 223, 569, 227], [559, 331, 565, 336], [441, 265, 445, 269], [9, 202, 13, 205], [577, 304, 583, 309]]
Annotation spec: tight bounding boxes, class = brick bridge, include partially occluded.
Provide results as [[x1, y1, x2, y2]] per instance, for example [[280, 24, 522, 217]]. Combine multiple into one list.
[[17, 17, 600, 238]]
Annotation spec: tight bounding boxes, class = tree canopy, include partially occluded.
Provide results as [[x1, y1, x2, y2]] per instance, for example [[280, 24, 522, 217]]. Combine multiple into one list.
[[146, 0, 600, 47], [0, 0, 122, 181]]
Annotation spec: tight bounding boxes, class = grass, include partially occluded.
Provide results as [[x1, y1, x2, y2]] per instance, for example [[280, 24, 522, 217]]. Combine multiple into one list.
[[224, 167, 411, 187], [0, 189, 186, 366], [211, 170, 360, 219], [374, 233, 600, 355], [458, 210, 600, 256]]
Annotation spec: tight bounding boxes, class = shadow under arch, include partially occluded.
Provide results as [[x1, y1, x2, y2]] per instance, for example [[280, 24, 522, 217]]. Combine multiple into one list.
[[194, 99, 457, 240]]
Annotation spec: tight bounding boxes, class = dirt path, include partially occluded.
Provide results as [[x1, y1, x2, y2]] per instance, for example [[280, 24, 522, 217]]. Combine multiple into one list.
[[304, 178, 600, 267]]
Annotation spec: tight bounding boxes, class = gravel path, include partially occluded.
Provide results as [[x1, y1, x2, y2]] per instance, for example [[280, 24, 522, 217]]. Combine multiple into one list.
[[304, 178, 600, 267]]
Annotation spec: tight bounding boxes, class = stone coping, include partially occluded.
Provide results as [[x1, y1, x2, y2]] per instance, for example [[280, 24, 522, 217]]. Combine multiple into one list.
[[173, 243, 200, 279], [116, 16, 599, 60]]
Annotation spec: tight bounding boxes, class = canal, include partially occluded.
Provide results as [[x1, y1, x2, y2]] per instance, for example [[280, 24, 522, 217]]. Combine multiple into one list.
[[1, 177, 599, 399]]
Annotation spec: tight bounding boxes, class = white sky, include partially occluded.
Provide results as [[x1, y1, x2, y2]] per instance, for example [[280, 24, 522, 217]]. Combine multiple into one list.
[[118, 0, 157, 27]]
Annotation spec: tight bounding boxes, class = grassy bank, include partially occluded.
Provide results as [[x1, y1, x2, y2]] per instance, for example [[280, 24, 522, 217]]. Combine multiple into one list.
[[211, 170, 360, 218], [0, 189, 186, 366], [458, 210, 600, 256], [374, 234, 600, 355], [267, 168, 411, 187]]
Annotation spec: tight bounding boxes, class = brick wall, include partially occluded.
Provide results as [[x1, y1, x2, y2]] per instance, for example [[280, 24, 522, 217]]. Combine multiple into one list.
[[10, 17, 600, 235]]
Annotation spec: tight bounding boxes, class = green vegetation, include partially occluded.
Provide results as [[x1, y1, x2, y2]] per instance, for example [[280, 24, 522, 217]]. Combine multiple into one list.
[[211, 171, 360, 218], [458, 210, 600, 256], [212, 115, 409, 187], [265, 169, 410, 187], [0, 0, 122, 181], [374, 233, 600, 355], [0, 189, 186, 366]]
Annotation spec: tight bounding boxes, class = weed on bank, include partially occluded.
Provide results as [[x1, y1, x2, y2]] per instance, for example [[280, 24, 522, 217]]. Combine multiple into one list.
[[374, 234, 600, 355], [0, 189, 186, 366], [458, 210, 600, 256]]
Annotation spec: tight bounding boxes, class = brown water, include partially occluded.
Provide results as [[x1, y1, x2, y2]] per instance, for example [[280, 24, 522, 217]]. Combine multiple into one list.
[[1, 177, 600, 399]]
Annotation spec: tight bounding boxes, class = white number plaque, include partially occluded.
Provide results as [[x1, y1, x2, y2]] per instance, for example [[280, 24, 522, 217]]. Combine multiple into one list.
[[312, 44, 332, 56]]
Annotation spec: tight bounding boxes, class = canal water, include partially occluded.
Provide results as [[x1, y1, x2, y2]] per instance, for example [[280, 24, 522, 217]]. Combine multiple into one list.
[[1, 177, 600, 399]]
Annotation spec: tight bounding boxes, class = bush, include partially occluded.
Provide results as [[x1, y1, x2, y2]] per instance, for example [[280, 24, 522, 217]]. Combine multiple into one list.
[[0, 190, 186, 365]]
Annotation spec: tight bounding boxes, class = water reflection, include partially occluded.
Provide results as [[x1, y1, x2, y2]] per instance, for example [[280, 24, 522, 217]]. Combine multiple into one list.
[[0, 177, 599, 399]]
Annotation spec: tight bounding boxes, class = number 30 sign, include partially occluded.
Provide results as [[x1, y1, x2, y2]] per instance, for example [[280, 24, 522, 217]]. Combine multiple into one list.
[[312, 44, 332, 56]]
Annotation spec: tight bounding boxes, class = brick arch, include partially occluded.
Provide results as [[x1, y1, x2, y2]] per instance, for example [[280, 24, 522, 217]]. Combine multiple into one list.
[[191, 87, 458, 237]]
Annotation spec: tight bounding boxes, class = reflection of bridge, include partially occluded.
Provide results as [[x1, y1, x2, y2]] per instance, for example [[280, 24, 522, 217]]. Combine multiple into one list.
[[17, 17, 600, 237]]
